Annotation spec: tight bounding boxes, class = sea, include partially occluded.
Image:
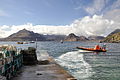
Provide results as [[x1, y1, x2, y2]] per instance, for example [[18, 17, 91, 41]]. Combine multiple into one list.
[[0, 41, 120, 80]]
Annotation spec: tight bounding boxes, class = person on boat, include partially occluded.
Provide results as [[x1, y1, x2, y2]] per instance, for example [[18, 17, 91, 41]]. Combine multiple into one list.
[[102, 43, 106, 49], [94, 45, 101, 50]]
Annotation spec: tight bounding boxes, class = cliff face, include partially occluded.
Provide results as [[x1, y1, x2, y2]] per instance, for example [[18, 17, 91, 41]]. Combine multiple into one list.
[[103, 32, 120, 43], [64, 33, 88, 41], [4, 29, 46, 41]]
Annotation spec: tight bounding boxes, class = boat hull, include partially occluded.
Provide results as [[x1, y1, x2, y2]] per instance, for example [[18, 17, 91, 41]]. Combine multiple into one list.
[[76, 47, 107, 52]]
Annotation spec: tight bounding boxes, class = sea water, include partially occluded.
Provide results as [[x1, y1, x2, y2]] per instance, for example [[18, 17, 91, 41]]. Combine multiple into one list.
[[0, 41, 120, 80]]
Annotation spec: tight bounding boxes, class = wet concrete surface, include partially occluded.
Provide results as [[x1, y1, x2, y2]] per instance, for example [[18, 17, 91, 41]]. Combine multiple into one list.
[[12, 57, 76, 80]]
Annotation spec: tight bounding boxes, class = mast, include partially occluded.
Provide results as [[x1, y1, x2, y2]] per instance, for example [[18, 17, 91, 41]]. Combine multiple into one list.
[[36, 38, 37, 49]]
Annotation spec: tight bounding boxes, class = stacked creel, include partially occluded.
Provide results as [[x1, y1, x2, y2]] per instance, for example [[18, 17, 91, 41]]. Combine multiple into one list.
[[0, 45, 23, 80], [21, 47, 37, 65], [0, 75, 6, 80]]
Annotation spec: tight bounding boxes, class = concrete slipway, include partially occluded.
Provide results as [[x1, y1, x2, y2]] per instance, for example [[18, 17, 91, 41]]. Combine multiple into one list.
[[12, 51, 77, 80]]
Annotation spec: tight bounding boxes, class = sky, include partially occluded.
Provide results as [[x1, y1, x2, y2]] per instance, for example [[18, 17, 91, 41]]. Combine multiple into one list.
[[0, 0, 120, 38]]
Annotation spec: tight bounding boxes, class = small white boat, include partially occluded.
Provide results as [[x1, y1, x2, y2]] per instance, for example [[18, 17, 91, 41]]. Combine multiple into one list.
[[60, 40, 63, 43], [30, 41, 35, 43]]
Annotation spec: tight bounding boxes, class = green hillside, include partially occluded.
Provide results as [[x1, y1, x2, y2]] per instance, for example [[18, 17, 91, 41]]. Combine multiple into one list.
[[103, 32, 120, 43]]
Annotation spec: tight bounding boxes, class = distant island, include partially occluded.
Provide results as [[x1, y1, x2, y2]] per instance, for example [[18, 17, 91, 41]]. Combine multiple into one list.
[[0, 28, 120, 43]]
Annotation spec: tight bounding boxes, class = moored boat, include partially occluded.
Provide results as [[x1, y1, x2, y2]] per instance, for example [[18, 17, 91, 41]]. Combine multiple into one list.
[[30, 41, 35, 43], [17, 42, 28, 44], [23, 42, 28, 44], [17, 42, 23, 44]]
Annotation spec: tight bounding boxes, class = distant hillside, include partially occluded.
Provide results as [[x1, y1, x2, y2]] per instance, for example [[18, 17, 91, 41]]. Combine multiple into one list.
[[64, 33, 88, 41], [102, 29, 120, 43], [102, 32, 120, 43], [44, 35, 66, 41], [3, 29, 46, 41], [78, 36, 89, 41], [108, 29, 120, 36], [88, 36, 105, 40]]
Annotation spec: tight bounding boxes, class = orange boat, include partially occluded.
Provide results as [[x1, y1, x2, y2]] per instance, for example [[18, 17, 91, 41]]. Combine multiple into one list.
[[76, 47, 107, 52]]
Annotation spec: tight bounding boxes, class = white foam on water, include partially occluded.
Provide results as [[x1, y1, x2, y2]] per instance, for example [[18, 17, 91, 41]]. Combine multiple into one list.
[[55, 51, 94, 79], [37, 50, 50, 60]]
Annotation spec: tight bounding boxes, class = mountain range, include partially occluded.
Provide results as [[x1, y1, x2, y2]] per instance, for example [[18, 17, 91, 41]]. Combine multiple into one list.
[[3, 29, 46, 41], [0, 29, 99, 41], [0, 28, 120, 43], [0, 29, 66, 41]]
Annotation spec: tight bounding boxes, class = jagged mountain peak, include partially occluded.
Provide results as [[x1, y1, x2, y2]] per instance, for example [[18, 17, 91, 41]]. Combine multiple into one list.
[[64, 33, 88, 41], [17, 29, 33, 34], [6, 29, 46, 41]]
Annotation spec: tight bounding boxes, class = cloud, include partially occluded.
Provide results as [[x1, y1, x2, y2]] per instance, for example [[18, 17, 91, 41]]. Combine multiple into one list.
[[70, 15, 115, 36], [83, 0, 120, 16], [85, 0, 106, 15], [110, 0, 120, 9], [0, 30, 5, 37], [103, 0, 120, 22], [104, 9, 120, 22], [0, 23, 73, 38], [10, 23, 72, 35], [0, 15, 119, 38]]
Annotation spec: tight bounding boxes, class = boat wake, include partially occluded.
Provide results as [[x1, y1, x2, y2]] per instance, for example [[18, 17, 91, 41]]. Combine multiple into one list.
[[55, 51, 94, 80], [78, 50, 93, 53]]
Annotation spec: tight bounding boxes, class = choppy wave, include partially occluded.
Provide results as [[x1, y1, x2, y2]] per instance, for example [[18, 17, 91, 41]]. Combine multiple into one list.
[[55, 51, 94, 80]]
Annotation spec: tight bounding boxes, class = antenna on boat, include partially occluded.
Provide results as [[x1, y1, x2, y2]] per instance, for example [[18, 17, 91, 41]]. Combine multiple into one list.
[[36, 38, 37, 49]]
